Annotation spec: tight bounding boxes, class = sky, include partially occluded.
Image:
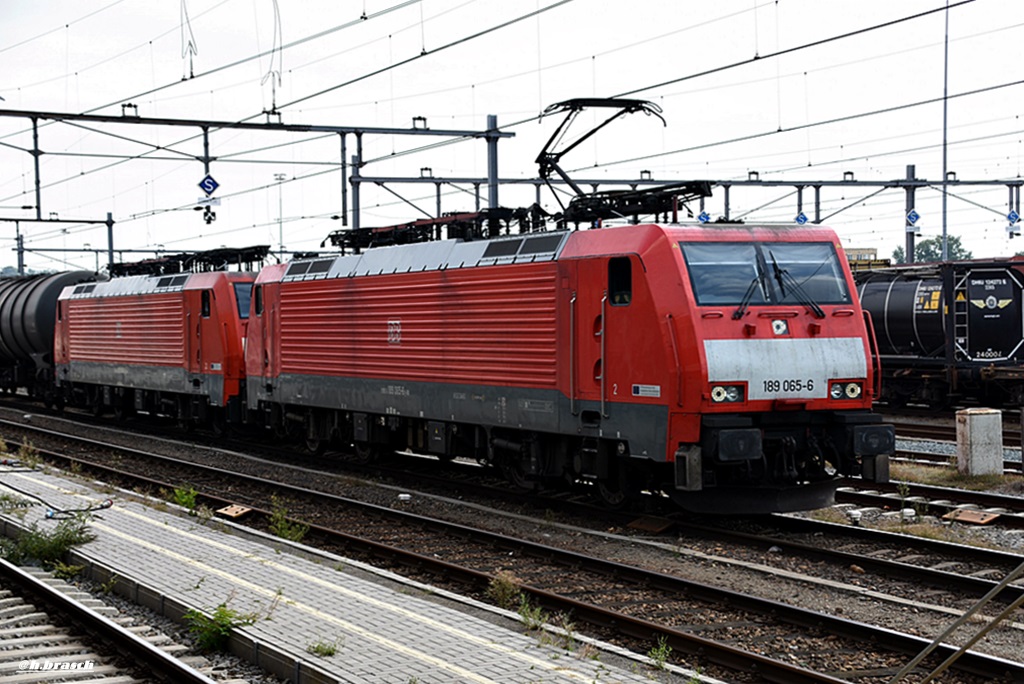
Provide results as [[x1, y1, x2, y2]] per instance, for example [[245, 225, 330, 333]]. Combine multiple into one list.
[[0, 0, 1022, 273]]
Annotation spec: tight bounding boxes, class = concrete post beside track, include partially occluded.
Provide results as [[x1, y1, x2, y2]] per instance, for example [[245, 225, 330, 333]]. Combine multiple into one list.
[[956, 408, 1003, 476]]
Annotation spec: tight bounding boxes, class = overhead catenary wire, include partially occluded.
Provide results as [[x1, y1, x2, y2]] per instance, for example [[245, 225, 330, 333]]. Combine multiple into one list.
[[0, 2, 579, 216], [2, 0, 233, 94], [574, 78, 1024, 174], [0, 0, 127, 56], [303, 3, 1000, 177], [0, 1, 987, 189], [613, 0, 974, 99]]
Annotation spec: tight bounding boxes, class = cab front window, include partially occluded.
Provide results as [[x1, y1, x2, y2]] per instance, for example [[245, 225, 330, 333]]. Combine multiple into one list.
[[681, 243, 763, 305], [681, 241, 851, 306]]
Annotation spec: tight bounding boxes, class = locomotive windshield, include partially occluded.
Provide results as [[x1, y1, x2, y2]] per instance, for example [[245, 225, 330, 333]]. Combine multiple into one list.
[[681, 241, 851, 306]]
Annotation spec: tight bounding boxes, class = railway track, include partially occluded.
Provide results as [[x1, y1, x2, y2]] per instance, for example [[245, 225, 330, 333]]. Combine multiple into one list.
[[885, 412, 1024, 449], [1, 418, 1022, 683], [834, 479, 1024, 529], [0, 559, 219, 684], [5, 409, 1024, 611], [895, 446, 1024, 474]]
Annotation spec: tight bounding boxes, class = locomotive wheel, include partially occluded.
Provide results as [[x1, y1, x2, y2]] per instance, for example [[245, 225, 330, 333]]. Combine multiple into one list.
[[593, 460, 639, 509], [304, 437, 327, 455], [595, 479, 628, 508], [209, 413, 227, 437], [352, 442, 377, 464], [113, 403, 133, 423], [501, 459, 537, 492]]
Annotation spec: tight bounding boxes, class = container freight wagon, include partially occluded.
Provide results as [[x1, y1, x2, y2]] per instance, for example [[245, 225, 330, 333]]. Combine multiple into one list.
[[54, 270, 255, 427], [855, 258, 1024, 407], [247, 222, 892, 514]]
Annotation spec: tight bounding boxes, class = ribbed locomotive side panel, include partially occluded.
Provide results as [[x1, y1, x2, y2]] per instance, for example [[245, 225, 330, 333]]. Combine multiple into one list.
[[67, 295, 187, 366], [278, 263, 558, 387]]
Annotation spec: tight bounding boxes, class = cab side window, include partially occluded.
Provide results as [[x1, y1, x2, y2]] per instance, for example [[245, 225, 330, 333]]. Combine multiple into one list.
[[254, 285, 264, 316], [201, 290, 211, 318], [609, 257, 632, 306]]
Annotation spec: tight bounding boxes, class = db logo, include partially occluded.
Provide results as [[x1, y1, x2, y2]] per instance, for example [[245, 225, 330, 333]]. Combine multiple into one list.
[[387, 320, 402, 345]]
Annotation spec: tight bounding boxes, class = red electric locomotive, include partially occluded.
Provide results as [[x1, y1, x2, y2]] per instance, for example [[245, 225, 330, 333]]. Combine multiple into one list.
[[246, 219, 893, 514], [54, 266, 255, 429]]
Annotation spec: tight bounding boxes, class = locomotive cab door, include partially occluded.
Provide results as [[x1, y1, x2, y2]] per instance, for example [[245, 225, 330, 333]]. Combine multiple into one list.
[[252, 284, 274, 389], [187, 290, 212, 381], [570, 256, 635, 422]]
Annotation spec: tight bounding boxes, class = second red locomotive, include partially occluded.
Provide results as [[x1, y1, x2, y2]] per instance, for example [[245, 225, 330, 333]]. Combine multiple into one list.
[[54, 268, 255, 429]]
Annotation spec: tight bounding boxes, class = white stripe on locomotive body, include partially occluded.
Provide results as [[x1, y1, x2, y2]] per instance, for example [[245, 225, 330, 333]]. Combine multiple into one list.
[[704, 337, 867, 400]]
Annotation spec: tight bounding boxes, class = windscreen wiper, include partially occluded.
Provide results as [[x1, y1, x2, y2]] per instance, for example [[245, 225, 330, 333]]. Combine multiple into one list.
[[732, 266, 768, 319], [769, 251, 825, 319]]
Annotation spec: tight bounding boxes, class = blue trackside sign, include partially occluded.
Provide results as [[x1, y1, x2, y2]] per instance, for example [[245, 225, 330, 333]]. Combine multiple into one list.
[[199, 174, 219, 196]]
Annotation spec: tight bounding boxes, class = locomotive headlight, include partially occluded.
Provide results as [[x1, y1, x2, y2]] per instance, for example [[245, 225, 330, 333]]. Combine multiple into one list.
[[830, 381, 864, 400], [711, 384, 744, 403]]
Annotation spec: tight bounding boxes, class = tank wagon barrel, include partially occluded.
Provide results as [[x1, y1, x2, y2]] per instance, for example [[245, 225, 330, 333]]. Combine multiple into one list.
[[0, 272, 95, 395]]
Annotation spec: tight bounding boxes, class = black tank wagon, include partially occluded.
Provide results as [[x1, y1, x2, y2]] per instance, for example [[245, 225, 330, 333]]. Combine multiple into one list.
[[0, 271, 96, 398], [854, 258, 1024, 407]]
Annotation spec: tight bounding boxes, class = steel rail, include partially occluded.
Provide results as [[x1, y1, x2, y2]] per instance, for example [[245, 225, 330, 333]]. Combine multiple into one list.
[[0, 557, 218, 684]]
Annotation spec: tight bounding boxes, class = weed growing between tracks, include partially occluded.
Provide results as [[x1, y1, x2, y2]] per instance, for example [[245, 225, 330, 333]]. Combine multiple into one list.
[[171, 484, 198, 512], [891, 463, 1021, 492], [50, 559, 85, 580], [646, 636, 672, 670], [16, 441, 40, 469], [485, 570, 522, 609], [268, 496, 309, 542], [517, 595, 548, 631]]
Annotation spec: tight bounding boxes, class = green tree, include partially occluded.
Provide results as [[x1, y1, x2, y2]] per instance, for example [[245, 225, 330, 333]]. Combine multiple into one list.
[[892, 235, 973, 263]]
